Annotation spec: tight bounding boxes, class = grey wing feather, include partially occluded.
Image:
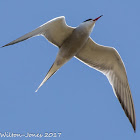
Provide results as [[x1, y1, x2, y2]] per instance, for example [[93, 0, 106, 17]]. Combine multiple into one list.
[[42, 17, 74, 47], [75, 37, 136, 131], [2, 16, 74, 48], [1, 26, 41, 47]]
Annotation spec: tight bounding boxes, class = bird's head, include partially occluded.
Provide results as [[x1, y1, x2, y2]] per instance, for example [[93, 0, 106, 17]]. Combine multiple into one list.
[[79, 15, 103, 34]]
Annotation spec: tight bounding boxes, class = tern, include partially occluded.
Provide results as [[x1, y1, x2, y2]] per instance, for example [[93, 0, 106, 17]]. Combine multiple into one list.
[[1, 16, 136, 131]]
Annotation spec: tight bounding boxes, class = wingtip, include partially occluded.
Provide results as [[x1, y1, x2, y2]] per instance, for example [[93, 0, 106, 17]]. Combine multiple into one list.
[[133, 123, 136, 133], [1, 45, 6, 48], [1, 43, 10, 48], [132, 108, 136, 133], [134, 129, 136, 133]]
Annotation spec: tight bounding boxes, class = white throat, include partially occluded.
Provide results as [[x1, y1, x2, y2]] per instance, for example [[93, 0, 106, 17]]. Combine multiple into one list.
[[78, 21, 95, 35]]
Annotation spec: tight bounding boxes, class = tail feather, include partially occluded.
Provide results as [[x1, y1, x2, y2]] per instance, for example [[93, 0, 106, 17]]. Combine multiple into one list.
[[35, 63, 59, 92]]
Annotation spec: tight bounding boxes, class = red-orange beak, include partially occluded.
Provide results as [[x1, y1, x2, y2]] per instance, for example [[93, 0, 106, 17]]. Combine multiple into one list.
[[93, 15, 103, 21]]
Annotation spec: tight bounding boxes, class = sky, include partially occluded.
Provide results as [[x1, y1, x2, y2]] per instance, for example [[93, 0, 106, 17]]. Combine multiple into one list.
[[0, 0, 140, 139]]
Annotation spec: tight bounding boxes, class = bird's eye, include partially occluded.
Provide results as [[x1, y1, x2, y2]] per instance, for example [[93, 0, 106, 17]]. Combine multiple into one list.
[[83, 19, 92, 22]]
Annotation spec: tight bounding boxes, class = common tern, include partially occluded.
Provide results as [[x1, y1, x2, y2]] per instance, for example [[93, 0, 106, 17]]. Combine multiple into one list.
[[1, 16, 136, 131]]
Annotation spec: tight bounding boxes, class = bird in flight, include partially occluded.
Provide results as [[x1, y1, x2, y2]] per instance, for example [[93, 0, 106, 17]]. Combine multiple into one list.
[[1, 16, 136, 131]]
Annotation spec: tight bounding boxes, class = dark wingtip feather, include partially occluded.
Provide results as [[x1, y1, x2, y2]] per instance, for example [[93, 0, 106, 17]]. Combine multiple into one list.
[[133, 120, 136, 133], [1, 43, 11, 48], [1, 45, 7, 48], [115, 88, 136, 132]]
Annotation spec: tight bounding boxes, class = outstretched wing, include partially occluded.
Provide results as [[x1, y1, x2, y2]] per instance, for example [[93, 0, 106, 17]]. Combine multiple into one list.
[[75, 37, 136, 131], [2, 16, 74, 48]]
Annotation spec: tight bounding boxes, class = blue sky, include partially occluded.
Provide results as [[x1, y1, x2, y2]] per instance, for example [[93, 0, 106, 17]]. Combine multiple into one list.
[[0, 0, 140, 139]]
